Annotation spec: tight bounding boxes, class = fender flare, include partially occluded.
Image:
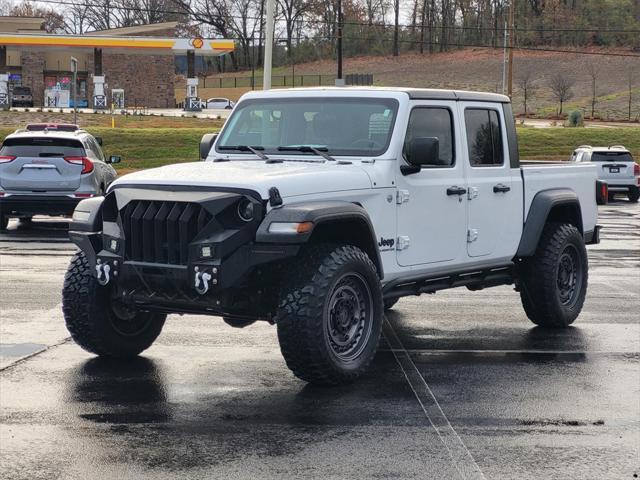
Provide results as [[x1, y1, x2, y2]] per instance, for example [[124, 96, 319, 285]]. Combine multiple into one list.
[[516, 188, 583, 257], [256, 201, 384, 278]]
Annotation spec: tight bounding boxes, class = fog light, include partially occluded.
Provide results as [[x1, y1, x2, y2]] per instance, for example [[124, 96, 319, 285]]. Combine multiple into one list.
[[237, 199, 254, 222], [201, 245, 213, 258]]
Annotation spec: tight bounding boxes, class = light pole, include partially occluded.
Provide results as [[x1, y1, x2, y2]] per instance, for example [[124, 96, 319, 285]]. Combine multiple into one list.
[[263, 0, 275, 90], [336, 0, 344, 85], [70, 56, 78, 124]]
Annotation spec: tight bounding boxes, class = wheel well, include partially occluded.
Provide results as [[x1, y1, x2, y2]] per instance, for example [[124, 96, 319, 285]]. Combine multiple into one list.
[[307, 218, 383, 277], [547, 203, 583, 234]]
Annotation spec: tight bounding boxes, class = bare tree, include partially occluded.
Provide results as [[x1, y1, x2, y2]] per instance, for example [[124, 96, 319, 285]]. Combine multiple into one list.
[[549, 73, 574, 116], [516, 66, 536, 115], [277, 0, 312, 56], [10, 1, 65, 33], [586, 62, 598, 119]]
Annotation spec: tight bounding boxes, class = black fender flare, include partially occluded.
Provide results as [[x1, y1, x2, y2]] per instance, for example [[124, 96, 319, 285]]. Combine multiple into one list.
[[516, 188, 583, 257], [256, 201, 384, 278], [67, 196, 104, 267]]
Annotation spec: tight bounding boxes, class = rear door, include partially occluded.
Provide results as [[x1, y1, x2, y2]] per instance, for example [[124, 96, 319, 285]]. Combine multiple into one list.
[[460, 104, 521, 261], [0, 136, 85, 192], [591, 151, 635, 182]]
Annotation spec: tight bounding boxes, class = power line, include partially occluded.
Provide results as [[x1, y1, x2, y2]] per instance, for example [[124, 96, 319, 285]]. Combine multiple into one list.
[[33, 0, 640, 34]]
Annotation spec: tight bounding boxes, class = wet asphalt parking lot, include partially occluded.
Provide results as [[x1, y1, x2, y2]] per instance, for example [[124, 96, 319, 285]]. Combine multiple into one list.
[[0, 201, 638, 480]]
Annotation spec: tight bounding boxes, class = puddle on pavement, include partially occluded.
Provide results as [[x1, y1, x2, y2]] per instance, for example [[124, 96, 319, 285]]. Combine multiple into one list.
[[0, 343, 47, 357]]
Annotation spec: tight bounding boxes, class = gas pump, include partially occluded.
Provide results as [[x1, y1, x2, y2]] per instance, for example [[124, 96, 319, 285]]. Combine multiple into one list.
[[93, 75, 106, 109], [112, 89, 125, 110], [0, 74, 8, 109], [185, 78, 201, 111]]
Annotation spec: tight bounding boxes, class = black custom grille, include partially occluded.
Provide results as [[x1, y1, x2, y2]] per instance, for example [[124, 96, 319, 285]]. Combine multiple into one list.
[[121, 200, 212, 265]]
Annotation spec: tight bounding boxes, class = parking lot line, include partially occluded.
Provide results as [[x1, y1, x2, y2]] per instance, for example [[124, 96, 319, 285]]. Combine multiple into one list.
[[383, 318, 486, 480]]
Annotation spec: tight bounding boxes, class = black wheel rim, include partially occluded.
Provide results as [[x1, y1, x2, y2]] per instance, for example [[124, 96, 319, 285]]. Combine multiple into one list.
[[110, 302, 152, 337], [326, 272, 374, 362], [556, 245, 582, 307]]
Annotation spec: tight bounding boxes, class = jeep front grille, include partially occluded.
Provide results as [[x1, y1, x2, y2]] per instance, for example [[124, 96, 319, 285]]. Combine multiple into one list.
[[121, 200, 212, 265]]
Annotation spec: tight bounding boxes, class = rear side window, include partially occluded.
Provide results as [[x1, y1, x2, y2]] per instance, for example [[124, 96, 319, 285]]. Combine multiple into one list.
[[0, 137, 85, 157], [464, 109, 504, 167], [591, 152, 634, 162]]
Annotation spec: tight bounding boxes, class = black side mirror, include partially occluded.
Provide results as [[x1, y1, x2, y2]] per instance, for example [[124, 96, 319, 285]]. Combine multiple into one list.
[[95, 136, 103, 146], [405, 137, 442, 168], [200, 133, 218, 160], [107, 155, 121, 164]]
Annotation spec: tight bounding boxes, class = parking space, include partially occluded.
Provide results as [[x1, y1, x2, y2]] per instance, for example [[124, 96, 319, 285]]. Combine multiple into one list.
[[0, 202, 638, 479]]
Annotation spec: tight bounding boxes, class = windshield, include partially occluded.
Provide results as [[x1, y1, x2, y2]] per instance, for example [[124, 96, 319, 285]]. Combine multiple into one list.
[[591, 152, 634, 162], [216, 97, 399, 157]]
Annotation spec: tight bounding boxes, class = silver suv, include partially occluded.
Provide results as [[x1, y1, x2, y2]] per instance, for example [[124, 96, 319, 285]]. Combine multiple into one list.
[[570, 145, 640, 202], [0, 124, 121, 229]]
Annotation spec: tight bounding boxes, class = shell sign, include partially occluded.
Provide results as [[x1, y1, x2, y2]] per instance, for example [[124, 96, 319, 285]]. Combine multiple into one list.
[[190, 38, 204, 49]]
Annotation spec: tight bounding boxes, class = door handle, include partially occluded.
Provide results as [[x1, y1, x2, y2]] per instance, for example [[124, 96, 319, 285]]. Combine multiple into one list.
[[493, 184, 511, 193], [446, 186, 467, 196]]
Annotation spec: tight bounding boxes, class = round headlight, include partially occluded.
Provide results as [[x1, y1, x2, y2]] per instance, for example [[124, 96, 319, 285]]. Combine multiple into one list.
[[238, 199, 255, 222]]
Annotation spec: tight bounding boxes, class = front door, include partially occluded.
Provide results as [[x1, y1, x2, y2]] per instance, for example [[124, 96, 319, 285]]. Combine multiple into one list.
[[396, 102, 468, 268]]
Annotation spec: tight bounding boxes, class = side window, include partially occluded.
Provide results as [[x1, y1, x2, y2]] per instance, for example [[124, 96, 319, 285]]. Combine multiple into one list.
[[404, 107, 454, 167], [464, 109, 504, 167], [86, 138, 103, 161]]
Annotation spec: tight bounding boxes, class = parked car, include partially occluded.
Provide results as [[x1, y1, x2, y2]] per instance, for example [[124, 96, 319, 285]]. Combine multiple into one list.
[[203, 97, 235, 110], [64, 87, 600, 386], [11, 86, 33, 108], [0, 124, 121, 230], [570, 145, 639, 202]]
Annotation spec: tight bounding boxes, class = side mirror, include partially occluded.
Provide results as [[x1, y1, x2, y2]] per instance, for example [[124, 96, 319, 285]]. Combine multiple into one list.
[[107, 155, 121, 164], [405, 137, 443, 169], [95, 136, 103, 146], [200, 133, 218, 160]]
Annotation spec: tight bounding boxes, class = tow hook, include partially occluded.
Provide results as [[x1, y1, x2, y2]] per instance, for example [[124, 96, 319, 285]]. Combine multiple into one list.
[[194, 266, 218, 295], [95, 259, 112, 286]]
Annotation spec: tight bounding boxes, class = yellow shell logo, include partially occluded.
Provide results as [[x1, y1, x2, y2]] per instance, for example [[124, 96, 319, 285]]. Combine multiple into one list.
[[191, 38, 204, 49]]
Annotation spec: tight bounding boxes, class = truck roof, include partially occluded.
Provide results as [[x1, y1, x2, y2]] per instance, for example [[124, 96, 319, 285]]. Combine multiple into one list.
[[242, 86, 511, 104]]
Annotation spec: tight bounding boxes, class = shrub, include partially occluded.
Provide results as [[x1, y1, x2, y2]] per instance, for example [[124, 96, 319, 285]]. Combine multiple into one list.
[[567, 110, 584, 127]]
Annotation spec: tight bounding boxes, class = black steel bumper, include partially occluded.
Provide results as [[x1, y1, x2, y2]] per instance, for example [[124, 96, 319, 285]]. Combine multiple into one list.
[[0, 195, 80, 217]]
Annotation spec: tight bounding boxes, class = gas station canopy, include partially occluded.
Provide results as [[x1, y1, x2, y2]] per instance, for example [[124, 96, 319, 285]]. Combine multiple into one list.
[[0, 33, 234, 56]]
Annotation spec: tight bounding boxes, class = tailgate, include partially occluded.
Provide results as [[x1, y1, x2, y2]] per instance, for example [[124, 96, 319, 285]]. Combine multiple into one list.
[[0, 156, 82, 191], [591, 151, 635, 181], [0, 136, 85, 192]]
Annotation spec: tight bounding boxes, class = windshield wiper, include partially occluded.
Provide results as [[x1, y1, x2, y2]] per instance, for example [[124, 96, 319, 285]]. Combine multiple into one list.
[[218, 145, 269, 160], [277, 145, 335, 162]]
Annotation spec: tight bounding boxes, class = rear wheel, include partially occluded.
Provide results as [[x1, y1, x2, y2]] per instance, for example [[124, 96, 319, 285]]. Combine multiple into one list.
[[62, 251, 166, 357], [0, 214, 8, 231], [628, 187, 639, 203], [276, 244, 383, 385], [518, 222, 588, 328]]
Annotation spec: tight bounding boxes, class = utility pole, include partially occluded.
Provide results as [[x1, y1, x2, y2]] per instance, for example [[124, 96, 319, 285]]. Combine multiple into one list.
[[507, 0, 515, 97], [501, 21, 507, 95], [336, 0, 344, 85], [263, 0, 275, 90]]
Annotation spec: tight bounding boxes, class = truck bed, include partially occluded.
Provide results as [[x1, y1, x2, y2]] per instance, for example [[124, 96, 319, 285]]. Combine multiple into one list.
[[520, 162, 598, 234]]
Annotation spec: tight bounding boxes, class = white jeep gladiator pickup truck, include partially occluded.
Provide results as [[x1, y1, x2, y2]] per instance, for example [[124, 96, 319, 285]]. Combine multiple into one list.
[[63, 88, 600, 385]]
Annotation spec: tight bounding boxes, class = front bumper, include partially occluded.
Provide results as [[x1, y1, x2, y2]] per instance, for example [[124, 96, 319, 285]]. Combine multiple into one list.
[[0, 194, 81, 217], [69, 187, 300, 315]]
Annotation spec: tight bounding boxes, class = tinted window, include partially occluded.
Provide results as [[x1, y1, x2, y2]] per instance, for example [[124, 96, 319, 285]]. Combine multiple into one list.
[[217, 98, 399, 157], [85, 137, 103, 161], [591, 152, 634, 162], [465, 109, 504, 166], [404, 108, 454, 166], [0, 137, 85, 157]]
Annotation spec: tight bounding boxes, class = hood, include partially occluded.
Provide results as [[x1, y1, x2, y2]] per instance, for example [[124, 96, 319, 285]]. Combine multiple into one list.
[[110, 161, 374, 199]]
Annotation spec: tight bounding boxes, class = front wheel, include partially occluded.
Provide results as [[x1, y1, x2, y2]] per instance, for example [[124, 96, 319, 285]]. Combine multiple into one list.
[[276, 244, 383, 386], [62, 252, 166, 357], [518, 222, 588, 328]]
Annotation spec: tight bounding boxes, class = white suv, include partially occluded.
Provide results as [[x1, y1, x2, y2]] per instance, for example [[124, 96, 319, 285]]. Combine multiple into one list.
[[570, 145, 640, 202]]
